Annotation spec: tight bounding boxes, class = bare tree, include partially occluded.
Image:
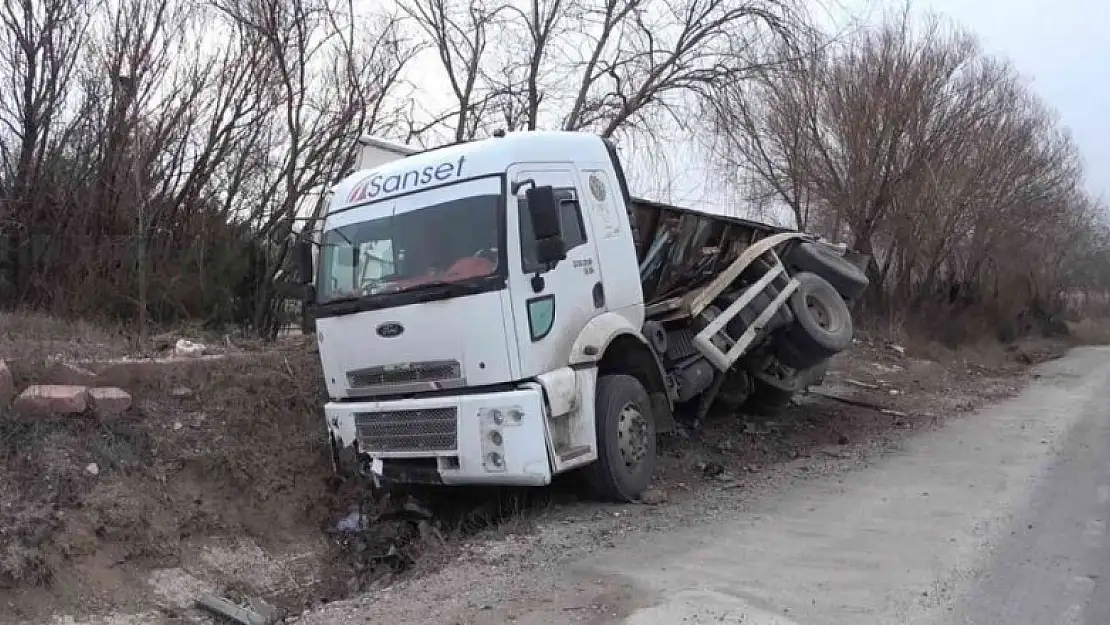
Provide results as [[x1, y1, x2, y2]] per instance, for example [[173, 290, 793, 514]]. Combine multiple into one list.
[[0, 0, 91, 301], [401, 0, 806, 145], [399, 0, 506, 141], [207, 0, 414, 335], [710, 2, 1104, 339]]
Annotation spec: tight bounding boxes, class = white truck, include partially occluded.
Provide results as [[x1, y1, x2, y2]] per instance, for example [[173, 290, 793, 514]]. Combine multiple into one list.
[[293, 130, 869, 502]]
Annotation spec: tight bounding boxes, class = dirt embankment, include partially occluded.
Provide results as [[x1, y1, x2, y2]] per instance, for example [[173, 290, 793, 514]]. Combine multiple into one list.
[[0, 320, 355, 624], [0, 311, 1091, 625]]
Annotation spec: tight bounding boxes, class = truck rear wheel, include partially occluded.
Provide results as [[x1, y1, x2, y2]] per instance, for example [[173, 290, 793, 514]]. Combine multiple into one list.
[[587, 374, 656, 502], [778, 272, 854, 369]]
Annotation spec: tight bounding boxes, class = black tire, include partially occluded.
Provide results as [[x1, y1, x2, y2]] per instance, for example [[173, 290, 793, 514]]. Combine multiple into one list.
[[778, 272, 854, 369], [587, 374, 656, 502], [785, 241, 870, 302]]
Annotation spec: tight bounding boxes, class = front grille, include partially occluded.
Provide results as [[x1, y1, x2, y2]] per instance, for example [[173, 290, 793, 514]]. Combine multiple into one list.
[[354, 407, 458, 452], [347, 360, 462, 390]]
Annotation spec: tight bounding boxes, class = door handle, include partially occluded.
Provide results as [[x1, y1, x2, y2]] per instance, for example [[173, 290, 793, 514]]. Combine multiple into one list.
[[592, 282, 605, 308]]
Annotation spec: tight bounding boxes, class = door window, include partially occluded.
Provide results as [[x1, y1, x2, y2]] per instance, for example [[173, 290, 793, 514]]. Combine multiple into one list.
[[518, 186, 588, 273]]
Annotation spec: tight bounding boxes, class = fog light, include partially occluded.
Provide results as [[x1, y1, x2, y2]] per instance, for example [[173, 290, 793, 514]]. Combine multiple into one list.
[[488, 452, 503, 467], [508, 408, 523, 422], [489, 431, 503, 446], [490, 409, 504, 424]]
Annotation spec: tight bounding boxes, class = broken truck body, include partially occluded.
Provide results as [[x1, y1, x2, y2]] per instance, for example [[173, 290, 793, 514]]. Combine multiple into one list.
[[295, 130, 869, 502]]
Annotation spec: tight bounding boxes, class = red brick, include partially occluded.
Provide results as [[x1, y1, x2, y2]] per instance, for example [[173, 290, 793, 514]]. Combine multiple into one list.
[[89, 387, 132, 417], [14, 385, 89, 415]]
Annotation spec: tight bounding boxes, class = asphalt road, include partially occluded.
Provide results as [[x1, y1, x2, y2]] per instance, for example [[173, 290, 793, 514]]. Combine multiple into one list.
[[947, 352, 1110, 625], [573, 346, 1110, 624]]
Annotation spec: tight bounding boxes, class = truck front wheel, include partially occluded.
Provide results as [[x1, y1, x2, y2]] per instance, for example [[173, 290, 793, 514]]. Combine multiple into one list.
[[587, 374, 657, 502]]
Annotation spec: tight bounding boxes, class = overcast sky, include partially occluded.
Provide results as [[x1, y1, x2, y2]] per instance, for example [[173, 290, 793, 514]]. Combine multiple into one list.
[[898, 0, 1110, 201], [372, 0, 1108, 219]]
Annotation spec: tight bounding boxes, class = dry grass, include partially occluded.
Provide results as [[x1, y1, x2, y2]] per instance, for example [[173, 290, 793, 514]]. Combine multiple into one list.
[[1064, 317, 1110, 346], [0, 311, 135, 363]]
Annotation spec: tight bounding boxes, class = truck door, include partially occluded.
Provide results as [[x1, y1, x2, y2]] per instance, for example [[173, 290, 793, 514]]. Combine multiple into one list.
[[507, 165, 604, 377]]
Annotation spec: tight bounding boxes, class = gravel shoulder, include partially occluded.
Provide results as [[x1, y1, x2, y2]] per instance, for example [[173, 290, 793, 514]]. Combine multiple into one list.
[[297, 338, 1076, 625]]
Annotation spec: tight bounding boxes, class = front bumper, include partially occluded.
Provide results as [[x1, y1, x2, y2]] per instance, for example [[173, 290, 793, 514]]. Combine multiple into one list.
[[325, 385, 553, 487]]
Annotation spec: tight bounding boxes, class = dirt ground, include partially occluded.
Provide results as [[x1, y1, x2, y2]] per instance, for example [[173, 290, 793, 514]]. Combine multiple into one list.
[[0, 312, 1085, 625]]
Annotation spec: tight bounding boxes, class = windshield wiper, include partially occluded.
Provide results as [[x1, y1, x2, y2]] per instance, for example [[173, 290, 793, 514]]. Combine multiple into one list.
[[402, 279, 486, 296], [317, 278, 486, 307]]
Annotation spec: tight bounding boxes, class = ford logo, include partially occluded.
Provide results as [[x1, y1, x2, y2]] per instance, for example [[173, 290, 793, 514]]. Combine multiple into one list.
[[376, 322, 404, 338]]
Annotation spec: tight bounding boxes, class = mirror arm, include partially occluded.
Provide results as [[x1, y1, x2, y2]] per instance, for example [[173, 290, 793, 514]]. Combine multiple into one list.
[[512, 178, 536, 195]]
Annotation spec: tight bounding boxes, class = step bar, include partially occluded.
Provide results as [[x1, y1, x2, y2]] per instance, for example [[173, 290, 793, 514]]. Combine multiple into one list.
[[689, 232, 807, 371]]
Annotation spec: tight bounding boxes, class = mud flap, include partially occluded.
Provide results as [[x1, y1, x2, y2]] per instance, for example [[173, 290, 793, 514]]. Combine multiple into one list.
[[651, 392, 675, 435]]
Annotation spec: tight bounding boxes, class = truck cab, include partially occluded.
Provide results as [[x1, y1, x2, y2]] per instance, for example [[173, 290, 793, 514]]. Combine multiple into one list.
[[298, 130, 867, 502]]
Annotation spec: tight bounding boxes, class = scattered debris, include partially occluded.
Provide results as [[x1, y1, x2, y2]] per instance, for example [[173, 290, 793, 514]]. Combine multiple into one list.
[[810, 389, 886, 411], [85, 463, 100, 476], [171, 386, 193, 398], [248, 597, 282, 624], [872, 363, 904, 374], [845, 379, 880, 390], [330, 510, 370, 535], [402, 499, 434, 520], [174, 339, 208, 358], [881, 409, 909, 418], [888, 343, 906, 355], [195, 593, 274, 625]]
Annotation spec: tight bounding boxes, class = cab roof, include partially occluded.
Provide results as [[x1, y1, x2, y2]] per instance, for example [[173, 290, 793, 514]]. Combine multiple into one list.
[[328, 131, 612, 217]]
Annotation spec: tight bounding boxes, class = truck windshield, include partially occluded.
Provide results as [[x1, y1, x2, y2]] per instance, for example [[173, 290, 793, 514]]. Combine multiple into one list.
[[316, 193, 502, 304]]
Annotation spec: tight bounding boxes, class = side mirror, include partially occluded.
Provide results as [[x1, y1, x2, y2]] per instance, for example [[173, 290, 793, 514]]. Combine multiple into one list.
[[535, 237, 566, 266], [293, 239, 314, 285], [525, 185, 566, 267], [300, 286, 316, 333], [526, 185, 561, 240]]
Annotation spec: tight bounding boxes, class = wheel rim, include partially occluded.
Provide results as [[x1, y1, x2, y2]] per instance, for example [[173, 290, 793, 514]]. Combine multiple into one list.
[[805, 294, 837, 331], [616, 401, 649, 471]]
